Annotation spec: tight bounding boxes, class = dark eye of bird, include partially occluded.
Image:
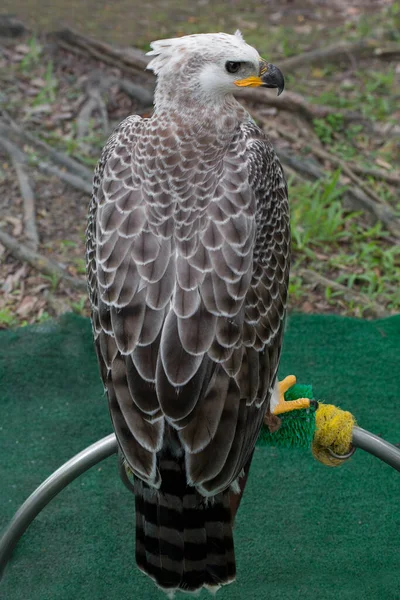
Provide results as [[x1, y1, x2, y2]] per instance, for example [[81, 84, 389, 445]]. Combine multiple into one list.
[[225, 61, 241, 74]]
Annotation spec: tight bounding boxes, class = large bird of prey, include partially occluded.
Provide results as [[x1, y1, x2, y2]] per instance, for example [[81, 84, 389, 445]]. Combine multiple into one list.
[[86, 30, 308, 595]]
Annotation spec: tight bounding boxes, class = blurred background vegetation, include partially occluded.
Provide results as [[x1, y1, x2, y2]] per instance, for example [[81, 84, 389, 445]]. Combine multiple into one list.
[[0, 0, 399, 327]]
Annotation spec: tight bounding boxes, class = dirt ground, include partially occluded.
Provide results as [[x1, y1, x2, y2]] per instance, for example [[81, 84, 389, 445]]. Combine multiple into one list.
[[0, 0, 393, 47], [0, 1, 399, 327]]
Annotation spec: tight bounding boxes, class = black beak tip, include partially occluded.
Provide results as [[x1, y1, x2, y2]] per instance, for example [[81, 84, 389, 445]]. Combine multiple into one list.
[[261, 63, 285, 96]]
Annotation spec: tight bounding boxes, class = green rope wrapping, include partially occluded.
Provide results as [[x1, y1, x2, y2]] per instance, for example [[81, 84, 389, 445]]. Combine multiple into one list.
[[257, 384, 317, 449]]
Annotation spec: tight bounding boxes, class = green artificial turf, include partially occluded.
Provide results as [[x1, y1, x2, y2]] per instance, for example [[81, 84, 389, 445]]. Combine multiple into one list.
[[1, 313, 399, 600]]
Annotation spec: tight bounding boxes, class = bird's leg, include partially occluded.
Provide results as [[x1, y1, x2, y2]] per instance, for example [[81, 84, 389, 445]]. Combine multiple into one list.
[[272, 375, 311, 415]]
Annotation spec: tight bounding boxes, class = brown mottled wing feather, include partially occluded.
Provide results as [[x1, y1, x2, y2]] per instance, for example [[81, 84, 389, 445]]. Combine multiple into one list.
[[87, 115, 166, 485], [87, 115, 289, 496], [185, 121, 290, 495]]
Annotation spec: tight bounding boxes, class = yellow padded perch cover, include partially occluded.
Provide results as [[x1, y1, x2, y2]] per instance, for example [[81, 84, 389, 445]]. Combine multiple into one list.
[[312, 404, 356, 467]]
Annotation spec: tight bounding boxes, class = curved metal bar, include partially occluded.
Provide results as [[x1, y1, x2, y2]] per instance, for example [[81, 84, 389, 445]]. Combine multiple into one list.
[[0, 433, 118, 580], [1, 426, 399, 581], [352, 426, 400, 472]]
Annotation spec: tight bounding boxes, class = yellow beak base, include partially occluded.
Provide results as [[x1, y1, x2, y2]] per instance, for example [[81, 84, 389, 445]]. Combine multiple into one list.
[[234, 76, 263, 88]]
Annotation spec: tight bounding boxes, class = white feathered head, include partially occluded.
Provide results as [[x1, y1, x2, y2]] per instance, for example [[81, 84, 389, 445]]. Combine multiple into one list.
[[146, 31, 284, 104]]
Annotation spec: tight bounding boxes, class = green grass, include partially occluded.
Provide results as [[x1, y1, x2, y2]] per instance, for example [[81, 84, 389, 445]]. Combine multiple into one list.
[[282, 4, 400, 317], [39, 126, 104, 167], [290, 172, 400, 315], [0, 307, 19, 328], [72, 258, 87, 275], [32, 61, 58, 106], [19, 36, 43, 73], [291, 170, 352, 251], [42, 273, 61, 293], [71, 295, 88, 315], [313, 114, 345, 145], [308, 66, 398, 123]]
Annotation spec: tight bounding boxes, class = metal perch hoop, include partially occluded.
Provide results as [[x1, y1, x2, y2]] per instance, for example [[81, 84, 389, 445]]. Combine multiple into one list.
[[1, 427, 399, 581]]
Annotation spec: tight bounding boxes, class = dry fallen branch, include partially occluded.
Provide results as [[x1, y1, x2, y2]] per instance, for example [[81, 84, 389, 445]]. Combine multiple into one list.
[[54, 28, 152, 78], [57, 29, 355, 129], [276, 125, 393, 209], [36, 161, 92, 195], [0, 137, 39, 251], [275, 147, 323, 181], [0, 121, 92, 195], [303, 142, 392, 209], [75, 72, 153, 139], [299, 269, 388, 318], [278, 39, 400, 73], [0, 118, 92, 181], [117, 79, 155, 106], [0, 229, 87, 292], [278, 145, 399, 236], [76, 70, 113, 139], [342, 186, 399, 236], [55, 29, 400, 86], [348, 164, 400, 186], [0, 15, 25, 38], [55, 32, 155, 106], [239, 88, 364, 124], [55, 29, 338, 125], [256, 117, 400, 237], [54, 29, 396, 135], [77, 89, 109, 139]]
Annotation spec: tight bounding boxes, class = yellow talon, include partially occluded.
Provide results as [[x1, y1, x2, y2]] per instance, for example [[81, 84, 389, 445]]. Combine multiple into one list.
[[273, 375, 312, 415]]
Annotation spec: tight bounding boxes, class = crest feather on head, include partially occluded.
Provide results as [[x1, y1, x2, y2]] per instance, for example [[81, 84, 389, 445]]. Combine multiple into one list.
[[146, 31, 250, 75], [146, 36, 186, 74]]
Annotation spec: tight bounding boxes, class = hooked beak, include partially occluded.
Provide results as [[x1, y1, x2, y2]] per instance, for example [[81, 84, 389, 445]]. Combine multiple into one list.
[[234, 60, 285, 96]]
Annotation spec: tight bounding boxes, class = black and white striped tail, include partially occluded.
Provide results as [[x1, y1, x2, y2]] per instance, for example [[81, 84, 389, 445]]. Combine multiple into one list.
[[135, 456, 236, 594]]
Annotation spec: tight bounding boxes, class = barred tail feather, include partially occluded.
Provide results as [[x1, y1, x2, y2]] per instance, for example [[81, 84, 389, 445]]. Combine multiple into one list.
[[135, 457, 236, 594]]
